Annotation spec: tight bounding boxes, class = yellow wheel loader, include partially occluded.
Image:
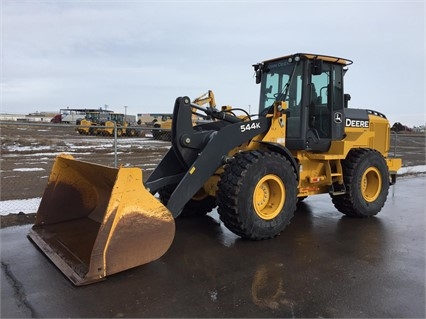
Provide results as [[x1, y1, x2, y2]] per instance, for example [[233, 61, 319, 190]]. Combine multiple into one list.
[[76, 111, 111, 135], [98, 113, 132, 137], [149, 91, 217, 140], [148, 114, 173, 140], [28, 53, 401, 285]]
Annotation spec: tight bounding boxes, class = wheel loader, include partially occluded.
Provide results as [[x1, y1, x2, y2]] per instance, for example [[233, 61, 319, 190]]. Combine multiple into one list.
[[76, 111, 111, 135], [97, 113, 136, 137], [148, 90, 217, 140], [147, 114, 173, 140], [28, 53, 402, 285]]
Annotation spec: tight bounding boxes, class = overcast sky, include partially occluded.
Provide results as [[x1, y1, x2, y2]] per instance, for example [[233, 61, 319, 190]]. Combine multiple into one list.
[[1, 0, 425, 126]]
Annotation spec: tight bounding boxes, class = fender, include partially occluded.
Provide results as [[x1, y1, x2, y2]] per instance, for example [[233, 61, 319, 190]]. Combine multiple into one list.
[[255, 141, 299, 180]]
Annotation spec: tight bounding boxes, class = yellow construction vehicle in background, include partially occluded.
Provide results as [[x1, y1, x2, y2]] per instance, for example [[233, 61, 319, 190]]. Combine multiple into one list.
[[191, 90, 218, 125], [28, 53, 401, 285], [97, 113, 138, 137], [147, 114, 173, 140], [76, 110, 112, 135], [148, 90, 217, 140]]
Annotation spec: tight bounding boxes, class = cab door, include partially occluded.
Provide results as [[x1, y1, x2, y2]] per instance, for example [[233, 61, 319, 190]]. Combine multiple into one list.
[[306, 60, 345, 152]]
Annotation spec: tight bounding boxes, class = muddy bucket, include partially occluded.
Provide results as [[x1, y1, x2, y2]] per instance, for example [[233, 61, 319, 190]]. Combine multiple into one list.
[[28, 154, 175, 286]]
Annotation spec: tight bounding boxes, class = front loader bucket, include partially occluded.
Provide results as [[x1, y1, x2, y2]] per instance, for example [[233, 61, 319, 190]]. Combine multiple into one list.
[[28, 154, 175, 286]]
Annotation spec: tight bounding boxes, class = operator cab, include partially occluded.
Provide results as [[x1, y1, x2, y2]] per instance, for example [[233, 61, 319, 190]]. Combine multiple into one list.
[[254, 53, 353, 152]]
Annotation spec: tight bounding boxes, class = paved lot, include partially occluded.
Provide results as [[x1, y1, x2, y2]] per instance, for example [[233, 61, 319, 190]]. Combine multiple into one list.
[[1, 175, 425, 318]]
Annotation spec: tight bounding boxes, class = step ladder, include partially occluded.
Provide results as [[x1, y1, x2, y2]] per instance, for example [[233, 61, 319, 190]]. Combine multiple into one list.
[[326, 160, 346, 195]]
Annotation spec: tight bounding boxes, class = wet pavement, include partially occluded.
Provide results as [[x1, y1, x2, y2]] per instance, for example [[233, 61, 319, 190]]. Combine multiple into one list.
[[1, 176, 425, 318]]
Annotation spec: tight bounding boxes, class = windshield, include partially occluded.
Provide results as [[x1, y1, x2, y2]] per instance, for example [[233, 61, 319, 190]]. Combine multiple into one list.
[[86, 113, 100, 120], [258, 59, 303, 113], [111, 114, 123, 121]]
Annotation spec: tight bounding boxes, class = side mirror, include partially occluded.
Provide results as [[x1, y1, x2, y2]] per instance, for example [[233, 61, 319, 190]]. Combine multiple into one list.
[[311, 59, 323, 75], [344, 93, 351, 108], [253, 63, 262, 84], [255, 70, 262, 84]]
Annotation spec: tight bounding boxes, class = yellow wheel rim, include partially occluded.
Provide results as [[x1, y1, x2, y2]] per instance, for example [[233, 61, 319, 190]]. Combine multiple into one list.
[[361, 167, 382, 202], [253, 174, 285, 220]]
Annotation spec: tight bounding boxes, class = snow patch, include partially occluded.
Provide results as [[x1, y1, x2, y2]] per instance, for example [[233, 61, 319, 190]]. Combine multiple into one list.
[[13, 168, 45, 172], [0, 198, 41, 215], [398, 165, 426, 175], [6, 145, 51, 152]]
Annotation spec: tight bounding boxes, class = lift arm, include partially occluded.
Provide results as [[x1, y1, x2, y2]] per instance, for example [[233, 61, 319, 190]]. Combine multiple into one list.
[[145, 96, 271, 217]]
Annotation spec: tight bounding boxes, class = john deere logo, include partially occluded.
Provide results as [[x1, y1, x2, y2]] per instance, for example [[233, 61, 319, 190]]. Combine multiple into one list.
[[345, 118, 369, 128], [334, 112, 343, 124]]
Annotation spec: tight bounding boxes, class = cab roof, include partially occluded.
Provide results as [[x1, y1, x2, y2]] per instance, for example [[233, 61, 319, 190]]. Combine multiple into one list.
[[263, 53, 353, 65]]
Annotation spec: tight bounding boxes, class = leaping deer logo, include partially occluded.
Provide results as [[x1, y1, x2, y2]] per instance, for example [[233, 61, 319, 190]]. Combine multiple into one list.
[[334, 112, 343, 124]]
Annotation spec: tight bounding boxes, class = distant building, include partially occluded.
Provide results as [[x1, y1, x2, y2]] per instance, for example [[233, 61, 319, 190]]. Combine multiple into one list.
[[0, 112, 56, 122], [0, 113, 26, 121]]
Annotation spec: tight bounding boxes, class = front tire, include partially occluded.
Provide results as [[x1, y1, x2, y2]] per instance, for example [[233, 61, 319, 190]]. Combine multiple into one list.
[[331, 149, 389, 217], [217, 151, 298, 240]]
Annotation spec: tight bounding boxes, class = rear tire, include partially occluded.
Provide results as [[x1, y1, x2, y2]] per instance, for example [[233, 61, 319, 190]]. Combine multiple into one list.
[[217, 151, 297, 240], [331, 149, 389, 217]]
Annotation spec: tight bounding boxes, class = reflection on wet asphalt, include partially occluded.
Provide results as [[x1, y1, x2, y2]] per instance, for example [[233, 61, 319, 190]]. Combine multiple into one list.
[[1, 176, 425, 318]]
